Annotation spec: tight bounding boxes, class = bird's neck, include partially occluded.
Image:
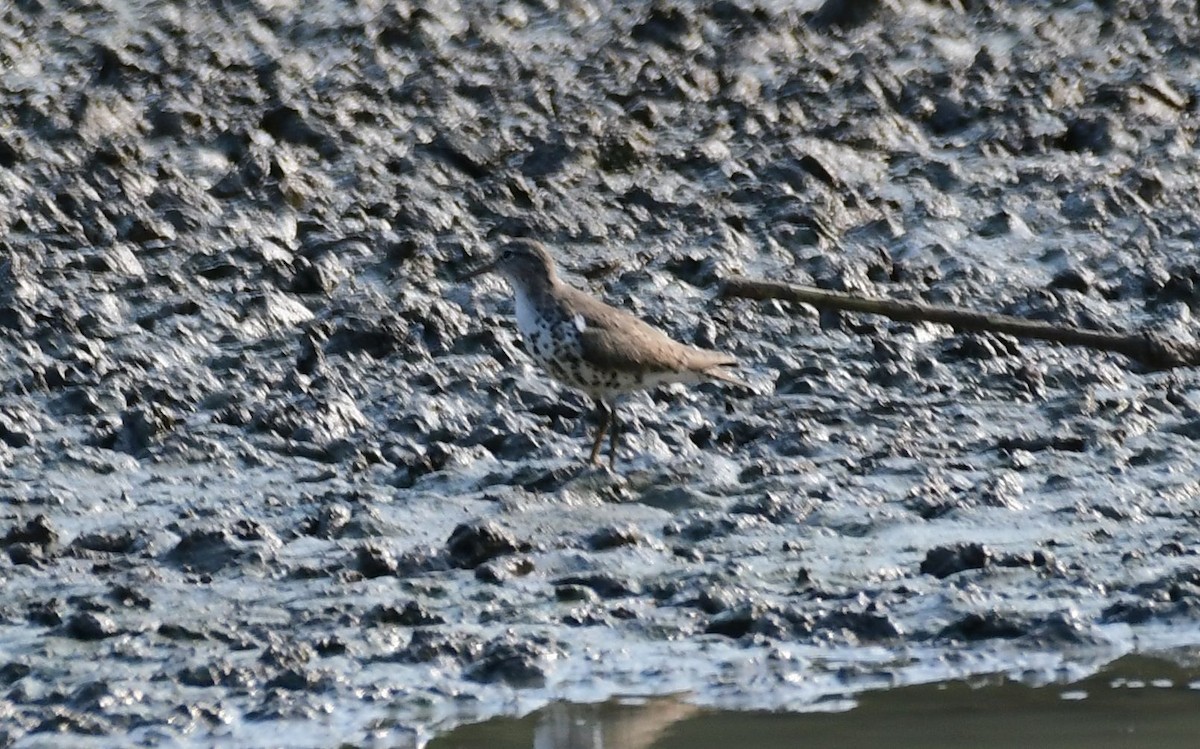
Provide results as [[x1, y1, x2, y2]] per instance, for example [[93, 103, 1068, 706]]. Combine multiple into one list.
[[511, 272, 559, 300], [512, 275, 564, 334]]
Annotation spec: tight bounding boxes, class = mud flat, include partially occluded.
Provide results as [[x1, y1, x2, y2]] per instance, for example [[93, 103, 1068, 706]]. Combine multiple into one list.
[[3, 0, 1200, 745]]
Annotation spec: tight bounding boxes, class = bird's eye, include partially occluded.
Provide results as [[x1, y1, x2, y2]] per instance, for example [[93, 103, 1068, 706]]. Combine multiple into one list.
[[501, 248, 514, 259]]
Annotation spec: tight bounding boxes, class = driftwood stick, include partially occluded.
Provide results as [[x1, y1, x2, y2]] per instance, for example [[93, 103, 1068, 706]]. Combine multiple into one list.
[[720, 276, 1200, 371]]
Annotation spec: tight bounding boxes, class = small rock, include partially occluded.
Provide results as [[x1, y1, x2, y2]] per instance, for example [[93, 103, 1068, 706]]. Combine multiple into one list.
[[112, 404, 177, 454], [1049, 268, 1093, 294], [3, 515, 58, 547], [301, 504, 352, 539], [975, 210, 1032, 239], [6, 543, 46, 566], [168, 529, 245, 574], [34, 709, 109, 736], [1030, 610, 1095, 645], [72, 530, 139, 554], [552, 574, 640, 599], [631, 5, 696, 51], [261, 104, 340, 157], [819, 609, 902, 641], [465, 634, 562, 688], [663, 515, 736, 542], [920, 542, 992, 579], [259, 642, 316, 669], [178, 663, 241, 688], [108, 584, 151, 609], [554, 584, 600, 604], [314, 636, 348, 656], [266, 668, 324, 691], [586, 524, 645, 551], [693, 587, 739, 614], [355, 544, 398, 578], [1100, 601, 1157, 625], [398, 629, 484, 664], [809, 0, 884, 29], [27, 600, 64, 627], [475, 556, 535, 584], [158, 623, 207, 641], [704, 605, 760, 638], [445, 521, 529, 569], [996, 550, 1055, 570], [938, 612, 1025, 641], [66, 612, 119, 641], [93, 244, 145, 276], [366, 601, 444, 627], [1058, 116, 1115, 154], [0, 662, 32, 685]]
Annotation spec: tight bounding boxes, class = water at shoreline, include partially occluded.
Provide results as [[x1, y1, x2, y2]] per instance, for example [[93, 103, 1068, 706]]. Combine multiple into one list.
[[433, 654, 1200, 749]]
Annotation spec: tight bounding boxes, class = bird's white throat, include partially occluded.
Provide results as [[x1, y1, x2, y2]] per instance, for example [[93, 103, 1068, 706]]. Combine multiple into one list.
[[512, 285, 541, 340]]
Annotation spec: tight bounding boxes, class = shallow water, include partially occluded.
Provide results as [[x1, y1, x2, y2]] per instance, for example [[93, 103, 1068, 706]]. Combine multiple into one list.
[[432, 654, 1200, 749]]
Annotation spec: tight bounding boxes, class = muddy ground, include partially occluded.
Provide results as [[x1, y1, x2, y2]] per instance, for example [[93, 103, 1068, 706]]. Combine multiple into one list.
[[3, 0, 1200, 746]]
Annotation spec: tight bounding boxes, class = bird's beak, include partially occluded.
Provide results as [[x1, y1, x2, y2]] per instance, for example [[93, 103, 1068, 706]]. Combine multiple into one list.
[[458, 255, 497, 282]]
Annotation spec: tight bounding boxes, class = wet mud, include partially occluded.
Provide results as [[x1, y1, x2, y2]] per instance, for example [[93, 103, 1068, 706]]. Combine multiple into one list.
[[3, 0, 1200, 745]]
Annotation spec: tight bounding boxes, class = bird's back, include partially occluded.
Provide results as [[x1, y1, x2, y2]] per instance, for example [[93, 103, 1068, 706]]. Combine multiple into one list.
[[556, 283, 740, 389]]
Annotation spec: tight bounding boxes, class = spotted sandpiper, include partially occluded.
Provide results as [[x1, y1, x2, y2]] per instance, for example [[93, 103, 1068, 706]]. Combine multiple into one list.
[[462, 239, 744, 467]]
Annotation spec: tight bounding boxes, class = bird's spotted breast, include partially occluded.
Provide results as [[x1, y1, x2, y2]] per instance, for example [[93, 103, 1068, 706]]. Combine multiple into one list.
[[521, 318, 635, 396], [509, 281, 690, 397]]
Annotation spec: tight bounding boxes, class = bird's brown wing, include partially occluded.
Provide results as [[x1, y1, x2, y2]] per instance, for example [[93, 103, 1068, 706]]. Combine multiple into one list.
[[563, 287, 737, 375]]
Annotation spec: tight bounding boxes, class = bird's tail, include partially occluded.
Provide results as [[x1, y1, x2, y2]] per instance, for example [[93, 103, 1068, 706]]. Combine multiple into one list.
[[700, 361, 753, 392]]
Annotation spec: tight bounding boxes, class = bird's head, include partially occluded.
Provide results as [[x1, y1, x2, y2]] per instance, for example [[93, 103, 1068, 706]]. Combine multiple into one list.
[[460, 239, 558, 290]]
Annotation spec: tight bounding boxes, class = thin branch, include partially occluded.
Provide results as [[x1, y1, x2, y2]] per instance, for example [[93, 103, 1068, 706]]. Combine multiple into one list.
[[720, 276, 1200, 371]]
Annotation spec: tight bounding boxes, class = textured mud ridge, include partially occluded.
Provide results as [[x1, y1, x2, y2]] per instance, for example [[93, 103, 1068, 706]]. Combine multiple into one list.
[[4, 0, 1200, 746]]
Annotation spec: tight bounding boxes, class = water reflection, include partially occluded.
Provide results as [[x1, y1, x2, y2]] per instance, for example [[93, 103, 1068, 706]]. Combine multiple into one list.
[[531, 698, 698, 749], [429, 697, 697, 749], [432, 655, 1200, 749]]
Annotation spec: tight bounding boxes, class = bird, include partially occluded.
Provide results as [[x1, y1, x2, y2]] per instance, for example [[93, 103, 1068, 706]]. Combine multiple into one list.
[[461, 238, 744, 467]]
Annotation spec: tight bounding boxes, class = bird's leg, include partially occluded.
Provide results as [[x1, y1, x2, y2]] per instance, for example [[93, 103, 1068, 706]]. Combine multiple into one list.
[[607, 401, 620, 468], [588, 399, 611, 466]]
